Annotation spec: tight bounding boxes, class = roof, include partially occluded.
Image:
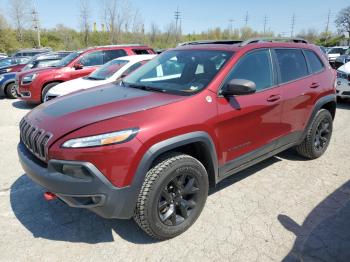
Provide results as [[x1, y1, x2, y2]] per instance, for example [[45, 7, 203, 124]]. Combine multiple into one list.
[[113, 54, 156, 63]]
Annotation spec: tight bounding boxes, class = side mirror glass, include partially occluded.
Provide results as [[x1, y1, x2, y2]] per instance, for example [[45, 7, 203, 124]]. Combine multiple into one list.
[[221, 79, 256, 96]]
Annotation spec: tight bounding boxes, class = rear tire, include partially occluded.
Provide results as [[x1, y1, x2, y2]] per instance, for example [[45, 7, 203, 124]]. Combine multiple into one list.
[[134, 153, 208, 240], [42, 82, 60, 102], [5, 82, 17, 99], [296, 109, 333, 159]]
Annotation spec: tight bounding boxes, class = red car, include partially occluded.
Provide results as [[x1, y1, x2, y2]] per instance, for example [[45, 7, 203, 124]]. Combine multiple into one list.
[[18, 38, 336, 239], [16, 45, 155, 103]]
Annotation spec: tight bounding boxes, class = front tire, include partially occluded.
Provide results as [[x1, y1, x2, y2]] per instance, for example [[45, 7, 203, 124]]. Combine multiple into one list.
[[296, 109, 333, 159], [134, 153, 208, 240], [5, 82, 17, 99], [41, 82, 60, 102]]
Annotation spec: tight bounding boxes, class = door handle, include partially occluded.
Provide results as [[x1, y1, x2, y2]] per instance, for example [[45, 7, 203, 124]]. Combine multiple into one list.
[[266, 94, 281, 102], [310, 82, 320, 89]]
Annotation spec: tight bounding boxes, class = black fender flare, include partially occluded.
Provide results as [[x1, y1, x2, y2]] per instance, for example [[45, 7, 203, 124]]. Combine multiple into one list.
[[116, 131, 218, 218], [300, 94, 336, 142]]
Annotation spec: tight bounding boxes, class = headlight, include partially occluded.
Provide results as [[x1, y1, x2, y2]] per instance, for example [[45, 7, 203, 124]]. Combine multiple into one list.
[[62, 128, 138, 148], [21, 73, 38, 85]]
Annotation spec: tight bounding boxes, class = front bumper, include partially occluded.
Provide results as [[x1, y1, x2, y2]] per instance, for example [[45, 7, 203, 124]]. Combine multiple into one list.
[[336, 78, 350, 98], [17, 142, 138, 219]]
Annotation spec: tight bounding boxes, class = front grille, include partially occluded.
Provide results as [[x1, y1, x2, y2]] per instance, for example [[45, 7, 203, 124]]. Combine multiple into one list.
[[343, 91, 350, 96], [19, 118, 52, 162]]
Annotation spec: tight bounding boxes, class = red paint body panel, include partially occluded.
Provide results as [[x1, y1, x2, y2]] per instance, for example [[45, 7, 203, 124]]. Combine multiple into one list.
[[17, 46, 155, 103], [21, 42, 336, 188]]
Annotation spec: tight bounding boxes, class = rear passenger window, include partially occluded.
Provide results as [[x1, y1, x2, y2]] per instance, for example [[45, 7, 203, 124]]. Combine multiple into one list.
[[225, 49, 274, 91], [304, 50, 324, 73], [275, 49, 309, 83], [104, 50, 127, 63]]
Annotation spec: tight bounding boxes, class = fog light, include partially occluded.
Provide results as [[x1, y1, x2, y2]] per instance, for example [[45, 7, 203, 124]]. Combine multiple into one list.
[[62, 165, 90, 179]]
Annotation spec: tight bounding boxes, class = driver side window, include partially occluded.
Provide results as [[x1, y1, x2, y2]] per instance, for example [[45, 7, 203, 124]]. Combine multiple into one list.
[[225, 49, 274, 91]]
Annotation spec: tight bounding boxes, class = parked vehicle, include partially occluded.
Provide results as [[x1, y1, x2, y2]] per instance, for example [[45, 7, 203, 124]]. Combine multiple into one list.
[[0, 53, 7, 59], [17, 45, 155, 103], [0, 57, 31, 75], [44, 54, 156, 101], [327, 46, 349, 68], [0, 52, 72, 99], [334, 48, 350, 69], [18, 38, 336, 240], [12, 48, 52, 57], [336, 62, 350, 100]]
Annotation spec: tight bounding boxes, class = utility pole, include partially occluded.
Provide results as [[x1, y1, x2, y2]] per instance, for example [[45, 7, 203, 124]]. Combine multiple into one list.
[[244, 11, 249, 26], [229, 19, 234, 36], [174, 6, 181, 42], [290, 13, 295, 38], [263, 15, 268, 34], [325, 9, 331, 36], [31, 2, 41, 48]]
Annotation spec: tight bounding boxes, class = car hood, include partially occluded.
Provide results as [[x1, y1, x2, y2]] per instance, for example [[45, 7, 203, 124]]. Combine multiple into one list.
[[19, 66, 61, 77], [48, 77, 111, 96], [338, 62, 350, 74], [24, 83, 185, 142]]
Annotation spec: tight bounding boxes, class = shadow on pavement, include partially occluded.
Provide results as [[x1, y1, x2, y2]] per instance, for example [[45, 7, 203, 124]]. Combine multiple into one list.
[[336, 100, 350, 110], [12, 100, 36, 110], [279, 181, 350, 262], [11, 155, 284, 244], [10, 175, 157, 244]]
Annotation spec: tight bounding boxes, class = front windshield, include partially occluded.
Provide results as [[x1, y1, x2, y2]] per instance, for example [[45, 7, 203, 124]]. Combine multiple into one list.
[[53, 52, 81, 67], [123, 50, 233, 95], [88, 59, 129, 80], [328, 48, 346, 55], [0, 58, 12, 67]]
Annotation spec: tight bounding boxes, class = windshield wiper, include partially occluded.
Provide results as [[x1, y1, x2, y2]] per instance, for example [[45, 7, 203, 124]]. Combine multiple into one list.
[[125, 83, 167, 93], [87, 76, 105, 80]]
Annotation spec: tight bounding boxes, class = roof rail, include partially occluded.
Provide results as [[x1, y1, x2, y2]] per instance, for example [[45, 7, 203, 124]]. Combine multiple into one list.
[[239, 37, 309, 46], [86, 44, 145, 50], [178, 40, 242, 46]]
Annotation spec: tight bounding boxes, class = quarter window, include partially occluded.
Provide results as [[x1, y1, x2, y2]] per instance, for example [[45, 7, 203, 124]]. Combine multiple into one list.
[[304, 50, 324, 73], [224, 49, 274, 91], [275, 49, 308, 83]]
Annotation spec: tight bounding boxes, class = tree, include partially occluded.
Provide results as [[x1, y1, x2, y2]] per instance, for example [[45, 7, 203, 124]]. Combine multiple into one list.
[[9, 0, 29, 43], [335, 6, 350, 43], [79, 0, 90, 47]]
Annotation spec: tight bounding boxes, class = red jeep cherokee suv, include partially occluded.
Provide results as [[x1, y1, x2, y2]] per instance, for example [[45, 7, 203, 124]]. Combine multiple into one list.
[[16, 45, 155, 103], [18, 38, 336, 239]]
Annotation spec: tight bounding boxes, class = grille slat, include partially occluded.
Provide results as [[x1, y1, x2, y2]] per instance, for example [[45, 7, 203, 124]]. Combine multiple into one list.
[[19, 118, 52, 162]]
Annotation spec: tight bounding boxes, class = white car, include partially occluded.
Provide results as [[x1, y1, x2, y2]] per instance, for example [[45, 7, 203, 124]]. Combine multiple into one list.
[[327, 46, 349, 65], [44, 54, 156, 101], [336, 62, 350, 99]]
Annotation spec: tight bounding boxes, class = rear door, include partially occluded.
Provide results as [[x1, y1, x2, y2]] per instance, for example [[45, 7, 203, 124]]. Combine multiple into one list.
[[216, 49, 285, 174], [274, 48, 320, 142]]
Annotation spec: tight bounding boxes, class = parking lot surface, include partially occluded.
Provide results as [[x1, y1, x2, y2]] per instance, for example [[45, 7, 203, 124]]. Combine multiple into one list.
[[0, 97, 349, 261]]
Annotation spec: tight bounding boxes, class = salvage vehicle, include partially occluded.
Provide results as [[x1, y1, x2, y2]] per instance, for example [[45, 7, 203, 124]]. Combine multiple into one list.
[[336, 62, 350, 100], [17, 45, 155, 103], [44, 54, 155, 101], [0, 52, 72, 99], [18, 38, 336, 240]]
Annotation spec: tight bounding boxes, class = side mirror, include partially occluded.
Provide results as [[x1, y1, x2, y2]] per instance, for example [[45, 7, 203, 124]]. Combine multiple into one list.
[[221, 79, 256, 96], [73, 63, 83, 70]]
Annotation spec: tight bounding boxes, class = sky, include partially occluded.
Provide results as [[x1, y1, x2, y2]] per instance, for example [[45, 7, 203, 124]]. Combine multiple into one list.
[[0, 0, 348, 35]]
